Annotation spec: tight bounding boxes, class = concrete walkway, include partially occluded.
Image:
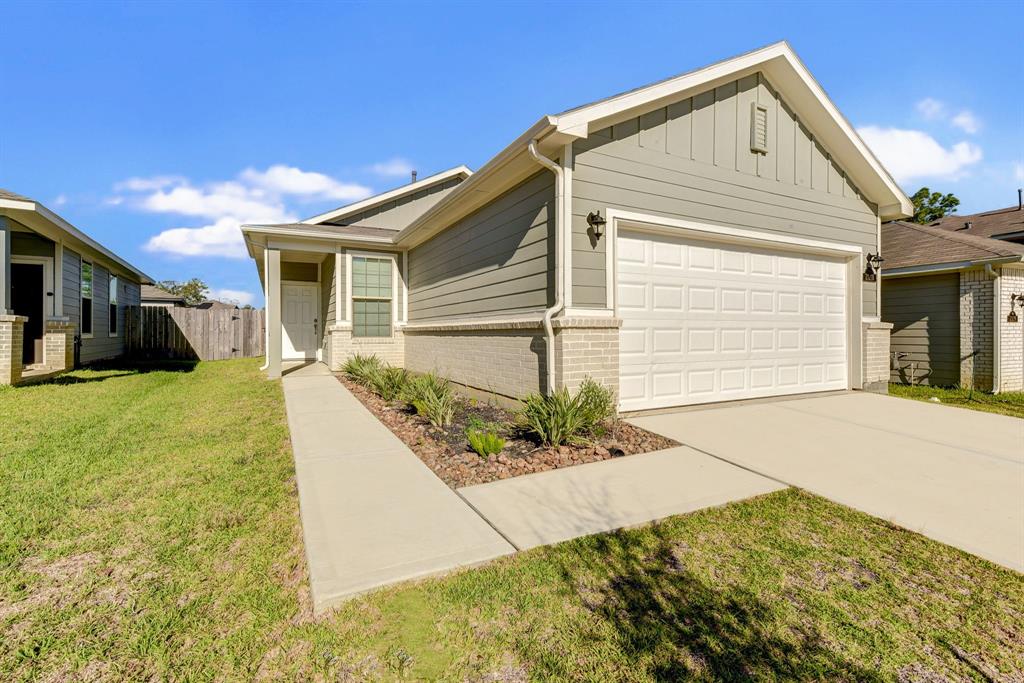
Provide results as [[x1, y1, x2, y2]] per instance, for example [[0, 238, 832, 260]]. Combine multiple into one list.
[[281, 363, 514, 613], [459, 446, 785, 550], [629, 392, 1024, 572]]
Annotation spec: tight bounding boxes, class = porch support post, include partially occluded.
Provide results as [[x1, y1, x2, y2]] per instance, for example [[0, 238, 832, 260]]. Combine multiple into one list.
[[0, 217, 11, 314], [266, 248, 282, 379]]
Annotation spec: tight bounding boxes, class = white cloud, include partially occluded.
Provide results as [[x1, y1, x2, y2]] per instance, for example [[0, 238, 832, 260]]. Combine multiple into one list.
[[1015, 162, 1024, 183], [210, 288, 255, 306], [239, 165, 372, 202], [141, 182, 292, 223], [368, 158, 415, 178], [114, 175, 186, 192], [916, 98, 945, 120], [951, 111, 981, 135], [53, 194, 67, 207], [857, 126, 982, 183], [143, 217, 252, 259]]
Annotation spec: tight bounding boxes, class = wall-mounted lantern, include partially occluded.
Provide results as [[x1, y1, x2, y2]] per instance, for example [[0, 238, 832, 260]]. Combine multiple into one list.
[[1009, 293, 1024, 323], [586, 211, 607, 240], [863, 252, 884, 282]]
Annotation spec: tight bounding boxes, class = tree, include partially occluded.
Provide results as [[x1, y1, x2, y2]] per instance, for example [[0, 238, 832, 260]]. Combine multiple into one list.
[[157, 278, 210, 306], [910, 187, 960, 224]]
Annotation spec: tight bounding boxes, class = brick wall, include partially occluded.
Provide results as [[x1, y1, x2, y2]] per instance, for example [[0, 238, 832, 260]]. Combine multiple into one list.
[[998, 266, 1024, 392], [0, 315, 26, 385], [862, 321, 893, 393], [44, 318, 75, 372], [960, 269, 994, 391], [326, 325, 405, 370], [553, 318, 620, 396]]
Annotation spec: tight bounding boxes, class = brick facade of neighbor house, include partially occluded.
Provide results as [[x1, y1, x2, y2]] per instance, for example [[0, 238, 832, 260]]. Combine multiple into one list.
[[0, 315, 26, 385], [959, 268, 994, 391], [862, 321, 893, 393], [998, 266, 1024, 392], [326, 325, 405, 370], [43, 318, 75, 372]]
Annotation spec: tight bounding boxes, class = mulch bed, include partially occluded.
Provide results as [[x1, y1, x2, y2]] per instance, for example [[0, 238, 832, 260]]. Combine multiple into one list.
[[336, 375, 679, 488]]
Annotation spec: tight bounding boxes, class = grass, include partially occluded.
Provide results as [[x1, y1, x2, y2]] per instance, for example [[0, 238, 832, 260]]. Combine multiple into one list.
[[889, 383, 1024, 418], [1, 359, 1022, 681]]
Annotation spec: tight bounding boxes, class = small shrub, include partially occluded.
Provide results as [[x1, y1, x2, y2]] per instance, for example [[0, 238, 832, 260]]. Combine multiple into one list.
[[465, 416, 506, 457], [403, 372, 457, 428], [576, 378, 616, 434], [519, 378, 616, 447], [342, 354, 382, 385], [369, 365, 409, 402]]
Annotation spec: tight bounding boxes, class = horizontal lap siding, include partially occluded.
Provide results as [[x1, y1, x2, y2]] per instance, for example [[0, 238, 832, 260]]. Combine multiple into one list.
[[571, 71, 879, 315], [326, 177, 463, 230], [408, 172, 554, 321], [882, 274, 959, 386], [62, 247, 140, 364], [63, 248, 81, 328]]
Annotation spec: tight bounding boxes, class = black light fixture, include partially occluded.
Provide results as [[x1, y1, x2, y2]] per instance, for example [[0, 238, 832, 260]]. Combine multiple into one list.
[[586, 211, 607, 240], [1009, 293, 1024, 323], [863, 252, 884, 282]]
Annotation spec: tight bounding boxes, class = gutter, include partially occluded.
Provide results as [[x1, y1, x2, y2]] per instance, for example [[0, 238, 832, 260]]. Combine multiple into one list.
[[880, 256, 1023, 278], [526, 139, 564, 395], [988, 264, 1000, 393]]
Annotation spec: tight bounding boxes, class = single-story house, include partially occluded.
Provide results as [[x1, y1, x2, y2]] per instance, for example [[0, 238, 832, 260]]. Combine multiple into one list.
[[0, 189, 152, 385], [242, 41, 912, 412], [195, 299, 239, 311], [927, 195, 1024, 245], [141, 284, 187, 308], [881, 219, 1024, 392]]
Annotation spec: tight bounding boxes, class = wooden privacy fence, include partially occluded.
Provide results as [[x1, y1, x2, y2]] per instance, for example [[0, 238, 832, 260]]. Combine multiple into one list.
[[124, 306, 265, 361]]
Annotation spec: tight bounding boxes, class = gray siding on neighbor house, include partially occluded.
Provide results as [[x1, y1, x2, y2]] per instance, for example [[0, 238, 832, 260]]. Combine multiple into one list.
[[571, 71, 880, 314], [408, 171, 554, 321], [324, 176, 464, 230], [883, 274, 960, 386], [63, 247, 81, 324], [62, 246, 141, 364]]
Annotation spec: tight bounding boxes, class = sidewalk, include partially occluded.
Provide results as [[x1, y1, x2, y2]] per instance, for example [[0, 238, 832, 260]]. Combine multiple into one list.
[[281, 363, 514, 613]]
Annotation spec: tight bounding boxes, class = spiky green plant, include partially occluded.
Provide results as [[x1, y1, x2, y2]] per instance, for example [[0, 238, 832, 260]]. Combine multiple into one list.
[[465, 415, 506, 457], [403, 372, 457, 427], [368, 365, 409, 402], [342, 354, 382, 385], [519, 377, 616, 446]]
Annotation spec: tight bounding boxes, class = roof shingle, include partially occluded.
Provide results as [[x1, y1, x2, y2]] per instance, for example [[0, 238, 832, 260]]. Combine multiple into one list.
[[882, 220, 1024, 271]]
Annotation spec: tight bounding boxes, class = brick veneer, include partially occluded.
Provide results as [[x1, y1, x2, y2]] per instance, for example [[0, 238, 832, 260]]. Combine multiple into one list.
[[960, 268, 994, 390], [326, 324, 405, 370], [861, 321, 892, 393], [0, 315, 27, 385], [44, 318, 75, 372], [553, 318, 620, 395], [998, 266, 1024, 392]]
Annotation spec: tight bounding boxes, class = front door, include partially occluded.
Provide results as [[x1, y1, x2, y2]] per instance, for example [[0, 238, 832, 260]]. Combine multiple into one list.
[[11, 262, 45, 365], [282, 283, 318, 360]]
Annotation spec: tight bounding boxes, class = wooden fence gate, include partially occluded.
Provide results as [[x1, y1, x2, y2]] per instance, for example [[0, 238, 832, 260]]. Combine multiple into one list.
[[125, 306, 265, 361]]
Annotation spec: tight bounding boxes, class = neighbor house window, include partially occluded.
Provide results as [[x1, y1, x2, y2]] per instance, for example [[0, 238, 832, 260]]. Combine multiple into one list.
[[81, 261, 93, 336], [108, 276, 119, 336], [351, 256, 392, 338]]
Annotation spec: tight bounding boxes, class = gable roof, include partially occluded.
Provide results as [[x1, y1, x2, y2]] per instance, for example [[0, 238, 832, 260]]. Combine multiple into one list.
[[0, 188, 153, 283], [925, 205, 1024, 242], [141, 284, 187, 303], [394, 41, 912, 248], [302, 166, 472, 226], [881, 220, 1024, 273]]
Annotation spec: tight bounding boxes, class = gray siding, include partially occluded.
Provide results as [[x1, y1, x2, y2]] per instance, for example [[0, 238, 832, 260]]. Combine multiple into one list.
[[322, 254, 336, 325], [11, 229, 55, 258], [63, 247, 81, 324], [62, 246, 140, 364], [408, 171, 554, 321], [883, 274, 960, 386], [571, 71, 880, 314], [324, 176, 463, 230]]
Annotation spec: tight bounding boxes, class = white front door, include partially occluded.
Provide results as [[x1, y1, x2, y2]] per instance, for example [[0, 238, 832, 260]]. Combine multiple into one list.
[[282, 283, 318, 360], [617, 229, 849, 411]]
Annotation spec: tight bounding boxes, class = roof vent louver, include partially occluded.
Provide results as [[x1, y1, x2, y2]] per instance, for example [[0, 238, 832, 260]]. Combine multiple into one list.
[[750, 103, 769, 154]]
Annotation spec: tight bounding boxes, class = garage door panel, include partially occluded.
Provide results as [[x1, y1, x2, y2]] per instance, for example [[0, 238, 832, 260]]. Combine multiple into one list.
[[616, 229, 849, 411]]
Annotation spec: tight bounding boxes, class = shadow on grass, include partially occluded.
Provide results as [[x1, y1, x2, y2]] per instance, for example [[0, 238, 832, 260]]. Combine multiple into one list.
[[41, 360, 199, 385], [539, 522, 883, 681]]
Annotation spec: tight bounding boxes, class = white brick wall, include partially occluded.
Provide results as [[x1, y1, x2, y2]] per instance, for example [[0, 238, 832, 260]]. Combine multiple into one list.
[[554, 319, 620, 396], [44, 318, 75, 372], [326, 325, 405, 370], [998, 266, 1024, 392], [960, 269, 994, 391], [0, 315, 26, 385]]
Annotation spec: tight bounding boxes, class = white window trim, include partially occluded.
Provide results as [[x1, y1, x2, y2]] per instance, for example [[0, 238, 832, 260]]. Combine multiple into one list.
[[346, 250, 400, 338], [11, 255, 55, 319], [81, 258, 94, 339], [108, 275, 119, 337]]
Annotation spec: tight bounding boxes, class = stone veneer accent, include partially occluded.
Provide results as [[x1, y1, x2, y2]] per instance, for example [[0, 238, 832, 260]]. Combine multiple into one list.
[[959, 268, 994, 391], [0, 315, 27, 385], [44, 318, 76, 373], [861, 321, 892, 394], [998, 266, 1024, 392], [553, 318, 621, 395], [325, 324, 405, 370]]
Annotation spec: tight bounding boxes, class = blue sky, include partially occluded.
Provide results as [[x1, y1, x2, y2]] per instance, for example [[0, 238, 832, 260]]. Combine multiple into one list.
[[2, 1, 1021, 307]]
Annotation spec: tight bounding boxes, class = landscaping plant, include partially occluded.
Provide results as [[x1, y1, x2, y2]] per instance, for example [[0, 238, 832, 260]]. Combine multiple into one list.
[[342, 353, 382, 385], [403, 372, 457, 428], [519, 378, 616, 447], [368, 365, 409, 402], [465, 415, 506, 457]]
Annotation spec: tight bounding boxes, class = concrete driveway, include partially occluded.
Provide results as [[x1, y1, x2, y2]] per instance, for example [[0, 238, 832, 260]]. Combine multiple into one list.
[[629, 392, 1024, 572]]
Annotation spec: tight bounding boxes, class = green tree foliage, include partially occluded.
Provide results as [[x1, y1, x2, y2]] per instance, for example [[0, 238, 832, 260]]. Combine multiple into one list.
[[157, 278, 210, 306], [911, 187, 960, 224]]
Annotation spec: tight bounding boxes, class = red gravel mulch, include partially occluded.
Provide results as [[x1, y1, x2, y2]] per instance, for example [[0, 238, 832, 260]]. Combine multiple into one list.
[[336, 375, 679, 488]]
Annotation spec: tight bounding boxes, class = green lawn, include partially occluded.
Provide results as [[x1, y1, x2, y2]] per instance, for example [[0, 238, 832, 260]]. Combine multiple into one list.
[[2, 360, 1022, 681], [889, 383, 1024, 419]]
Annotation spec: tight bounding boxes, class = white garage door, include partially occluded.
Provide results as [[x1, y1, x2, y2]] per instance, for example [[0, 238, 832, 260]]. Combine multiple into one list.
[[617, 229, 848, 411]]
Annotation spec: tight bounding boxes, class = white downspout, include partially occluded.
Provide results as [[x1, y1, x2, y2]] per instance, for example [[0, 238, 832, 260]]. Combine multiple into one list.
[[987, 263, 1000, 393], [259, 246, 270, 371], [527, 139, 564, 394]]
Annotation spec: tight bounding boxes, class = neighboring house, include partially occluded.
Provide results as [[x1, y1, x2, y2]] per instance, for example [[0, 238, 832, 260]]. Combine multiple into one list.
[[881, 220, 1024, 392], [242, 42, 913, 412], [141, 284, 187, 308], [195, 299, 238, 310], [0, 189, 152, 385], [927, 195, 1024, 245]]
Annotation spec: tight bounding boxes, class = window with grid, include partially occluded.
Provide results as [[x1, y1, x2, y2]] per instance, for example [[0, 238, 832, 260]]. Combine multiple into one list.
[[352, 256, 392, 337]]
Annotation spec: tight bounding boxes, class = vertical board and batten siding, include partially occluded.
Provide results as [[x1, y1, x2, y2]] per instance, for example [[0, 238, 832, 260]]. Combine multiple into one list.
[[571, 71, 880, 315], [323, 176, 464, 230], [882, 274, 960, 386], [407, 172, 554, 321]]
